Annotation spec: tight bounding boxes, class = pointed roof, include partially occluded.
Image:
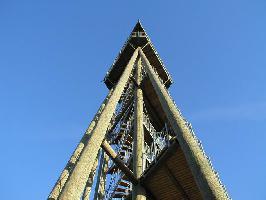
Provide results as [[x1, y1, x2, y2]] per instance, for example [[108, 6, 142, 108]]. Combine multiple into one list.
[[104, 21, 173, 89]]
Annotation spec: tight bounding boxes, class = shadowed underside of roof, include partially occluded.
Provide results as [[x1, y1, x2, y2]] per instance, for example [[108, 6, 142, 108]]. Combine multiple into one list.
[[140, 139, 203, 200], [104, 21, 173, 89]]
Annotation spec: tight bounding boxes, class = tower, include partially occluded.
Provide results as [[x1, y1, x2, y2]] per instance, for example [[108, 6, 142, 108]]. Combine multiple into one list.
[[48, 21, 230, 200]]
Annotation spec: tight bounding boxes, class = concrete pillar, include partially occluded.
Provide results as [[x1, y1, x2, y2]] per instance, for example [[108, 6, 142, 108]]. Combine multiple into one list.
[[132, 57, 146, 200], [139, 49, 229, 200], [57, 48, 140, 200], [81, 151, 100, 200]]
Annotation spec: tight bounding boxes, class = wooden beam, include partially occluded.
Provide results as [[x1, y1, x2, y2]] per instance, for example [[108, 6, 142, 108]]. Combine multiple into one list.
[[164, 164, 190, 200], [132, 57, 146, 200], [101, 140, 157, 200], [48, 89, 114, 200], [140, 138, 179, 182], [81, 151, 100, 200], [141, 186, 157, 200], [139, 48, 229, 199], [101, 140, 138, 185], [56, 48, 140, 200]]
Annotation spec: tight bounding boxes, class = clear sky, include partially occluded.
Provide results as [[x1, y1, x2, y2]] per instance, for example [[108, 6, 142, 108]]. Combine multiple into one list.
[[0, 1, 266, 199]]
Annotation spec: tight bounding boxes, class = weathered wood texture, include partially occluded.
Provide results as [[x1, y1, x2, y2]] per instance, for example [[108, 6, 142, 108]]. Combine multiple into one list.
[[49, 22, 230, 200], [140, 49, 229, 200], [48, 90, 114, 200], [101, 140, 138, 185], [132, 57, 146, 200], [141, 140, 203, 200], [54, 48, 139, 200], [81, 151, 100, 200]]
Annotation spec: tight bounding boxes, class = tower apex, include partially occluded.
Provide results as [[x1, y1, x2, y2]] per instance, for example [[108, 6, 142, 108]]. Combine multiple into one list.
[[104, 21, 173, 90]]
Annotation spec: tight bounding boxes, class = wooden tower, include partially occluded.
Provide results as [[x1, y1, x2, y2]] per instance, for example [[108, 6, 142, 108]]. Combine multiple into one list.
[[48, 21, 230, 200]]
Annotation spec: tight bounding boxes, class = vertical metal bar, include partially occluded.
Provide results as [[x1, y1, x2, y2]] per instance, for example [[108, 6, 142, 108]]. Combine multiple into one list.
[[132, 57, 146, 200]]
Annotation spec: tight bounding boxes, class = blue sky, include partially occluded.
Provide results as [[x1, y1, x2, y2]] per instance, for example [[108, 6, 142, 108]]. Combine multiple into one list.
[[1, 1, 266, 199]]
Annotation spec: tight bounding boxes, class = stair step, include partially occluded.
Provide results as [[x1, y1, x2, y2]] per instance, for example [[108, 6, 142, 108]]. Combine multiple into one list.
[[122, 174, 130, 181], [127, 135, 133, 141], [112, 127, 132, 145], [119, 151, 126, 156], [122, 145, 132, 151], [124, 140, 132, 146], [119, 180, 130, 187], [112, 133, 123, 144], [112, 192, 128, 198], [115, 187, 127, 193]]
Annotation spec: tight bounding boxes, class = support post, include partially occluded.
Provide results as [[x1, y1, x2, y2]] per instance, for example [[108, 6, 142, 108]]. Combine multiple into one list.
[[132, 57, 146, 200], [55, 48, 139, 200], [81, 151, 100, 200], [101, 140, 138, 185], [139, 49, 229, 200], [48, 90, 113, 200]]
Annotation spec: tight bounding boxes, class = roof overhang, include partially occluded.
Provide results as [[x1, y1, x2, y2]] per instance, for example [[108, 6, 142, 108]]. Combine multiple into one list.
[[104, 21, 173, 89]]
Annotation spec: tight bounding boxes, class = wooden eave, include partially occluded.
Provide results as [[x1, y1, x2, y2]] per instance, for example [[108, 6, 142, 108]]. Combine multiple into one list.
[[104, 21, 173, 90], [140, 139, 203, 200]]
